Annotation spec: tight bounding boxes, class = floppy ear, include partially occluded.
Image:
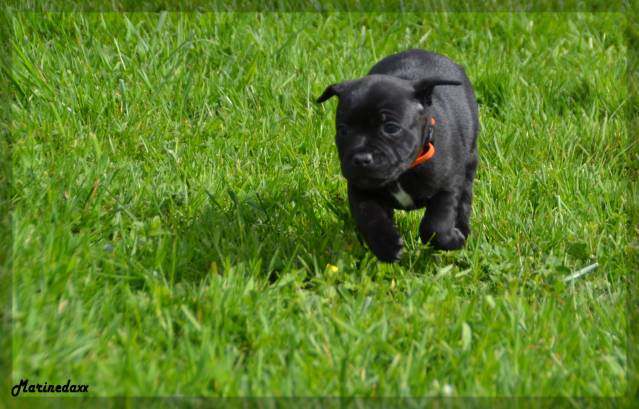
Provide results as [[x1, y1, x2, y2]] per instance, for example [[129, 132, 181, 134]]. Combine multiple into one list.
[[316, 83, 342, 103], [316, 80, 354, 103], [413, 77, 462, 105]]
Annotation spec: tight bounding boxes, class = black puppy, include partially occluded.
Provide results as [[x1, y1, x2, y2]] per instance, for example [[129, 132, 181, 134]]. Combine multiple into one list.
[[317, 49, 479, 262]]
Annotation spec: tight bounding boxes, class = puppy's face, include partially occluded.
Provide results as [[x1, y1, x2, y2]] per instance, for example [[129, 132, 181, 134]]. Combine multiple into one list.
[[318, 75, 425, 190]]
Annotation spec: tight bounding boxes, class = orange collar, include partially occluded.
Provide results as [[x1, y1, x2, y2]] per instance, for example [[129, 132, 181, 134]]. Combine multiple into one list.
[[409, 142, 435, 168], [409, 117, 437, 168]]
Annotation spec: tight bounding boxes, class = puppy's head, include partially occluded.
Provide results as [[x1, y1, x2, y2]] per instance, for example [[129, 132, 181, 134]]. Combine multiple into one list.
[[317, 74, 461, 190]]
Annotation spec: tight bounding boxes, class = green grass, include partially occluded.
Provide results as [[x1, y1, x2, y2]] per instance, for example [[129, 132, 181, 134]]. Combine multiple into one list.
[[7, 11, 633, 397]]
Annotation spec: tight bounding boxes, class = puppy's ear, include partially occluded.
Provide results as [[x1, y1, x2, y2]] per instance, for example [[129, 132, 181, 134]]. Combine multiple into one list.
[[413, 77, 462, 105], [316, 81, 353, 103]]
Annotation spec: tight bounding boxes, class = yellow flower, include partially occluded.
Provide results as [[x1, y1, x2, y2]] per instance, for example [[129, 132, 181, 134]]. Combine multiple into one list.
[[326, 264, 339, 273]]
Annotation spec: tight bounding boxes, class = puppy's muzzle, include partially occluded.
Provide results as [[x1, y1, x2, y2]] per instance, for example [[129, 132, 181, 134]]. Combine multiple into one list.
[[343, 150, 400, 190], [351, 152, 374, 168]]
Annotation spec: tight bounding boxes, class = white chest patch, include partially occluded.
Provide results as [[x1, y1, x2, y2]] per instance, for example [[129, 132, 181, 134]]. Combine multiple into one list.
[[391, 183, 415, 209]]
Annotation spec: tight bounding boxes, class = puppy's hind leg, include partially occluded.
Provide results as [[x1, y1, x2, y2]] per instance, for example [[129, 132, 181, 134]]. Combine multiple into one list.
[[456, 157, 478, 239]]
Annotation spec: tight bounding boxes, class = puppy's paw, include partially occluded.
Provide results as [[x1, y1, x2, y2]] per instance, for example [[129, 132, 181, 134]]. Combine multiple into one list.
[[422, 227, 466, 251], [368, 235, 404, 263]]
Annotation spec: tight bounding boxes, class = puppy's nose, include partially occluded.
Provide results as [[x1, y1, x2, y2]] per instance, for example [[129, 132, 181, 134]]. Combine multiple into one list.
[[352, 152, 374, 168]]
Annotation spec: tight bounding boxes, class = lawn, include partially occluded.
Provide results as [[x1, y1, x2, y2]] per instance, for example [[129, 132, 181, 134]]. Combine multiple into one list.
[[7, 11, 633, 397]]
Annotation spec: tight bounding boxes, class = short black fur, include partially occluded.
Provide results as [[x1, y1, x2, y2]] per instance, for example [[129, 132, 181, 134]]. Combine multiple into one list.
[[317, 49, 479, 262]]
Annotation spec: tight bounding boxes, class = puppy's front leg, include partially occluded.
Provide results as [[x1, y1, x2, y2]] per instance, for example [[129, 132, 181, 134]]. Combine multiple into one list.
[[348, 185, 403, 262], [420, 189, 466, 250]]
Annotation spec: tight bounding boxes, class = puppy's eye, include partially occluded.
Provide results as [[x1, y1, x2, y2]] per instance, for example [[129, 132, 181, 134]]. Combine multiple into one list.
[[382, 123, 401, 135]]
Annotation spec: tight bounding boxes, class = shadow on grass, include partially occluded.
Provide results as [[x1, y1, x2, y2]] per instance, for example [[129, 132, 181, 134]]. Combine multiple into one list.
[[171, 186, 365, 282], [163, 185, 478, 285]]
